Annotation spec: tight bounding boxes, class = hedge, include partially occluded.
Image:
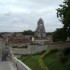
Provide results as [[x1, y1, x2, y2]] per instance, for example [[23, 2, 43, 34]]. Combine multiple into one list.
[[39, 49, 58, 70], [39, 50, 50, 70]]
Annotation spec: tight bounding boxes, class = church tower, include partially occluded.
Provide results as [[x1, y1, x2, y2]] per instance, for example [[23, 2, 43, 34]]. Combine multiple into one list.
[[35, 18, 46, 38]]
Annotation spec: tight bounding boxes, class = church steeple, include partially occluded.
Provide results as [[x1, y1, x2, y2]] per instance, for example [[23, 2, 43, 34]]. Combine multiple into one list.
[[35, 18, 46, 38]]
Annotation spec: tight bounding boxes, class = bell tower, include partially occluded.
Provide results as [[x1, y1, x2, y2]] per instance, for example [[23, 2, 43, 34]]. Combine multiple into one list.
[[35, 18, 46, 38]]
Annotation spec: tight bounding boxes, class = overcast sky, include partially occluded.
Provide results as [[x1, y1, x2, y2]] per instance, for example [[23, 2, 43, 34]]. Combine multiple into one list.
[[0, 0, 64, 32]]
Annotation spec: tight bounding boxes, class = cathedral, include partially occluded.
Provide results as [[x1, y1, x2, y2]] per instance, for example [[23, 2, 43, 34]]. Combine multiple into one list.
[[35, 18, 46, 38], [34, 18, 47, 44]]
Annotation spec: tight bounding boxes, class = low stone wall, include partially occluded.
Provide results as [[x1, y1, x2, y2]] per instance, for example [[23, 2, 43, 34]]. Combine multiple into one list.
[[12, 48, 31, 55], [29, 45, 47, 54], [11, 41, 70, 55], [11, 54, 31, 70], [48, 41, 70, 50], [12, 45, 48, 55]]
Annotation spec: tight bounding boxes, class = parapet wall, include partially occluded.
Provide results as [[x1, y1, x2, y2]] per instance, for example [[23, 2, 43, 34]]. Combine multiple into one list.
[[11, 54, 31, 70]]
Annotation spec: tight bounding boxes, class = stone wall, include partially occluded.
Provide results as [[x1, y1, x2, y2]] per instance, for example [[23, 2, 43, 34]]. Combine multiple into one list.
[[12, 45, 48, 55], [47, 41, 70, 50], [29, 45, 47, 54]]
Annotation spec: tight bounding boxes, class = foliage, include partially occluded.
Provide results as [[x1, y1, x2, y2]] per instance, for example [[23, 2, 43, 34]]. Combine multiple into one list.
[[57, 0, 70, 38], [12, 45, 28, 48], [50, 48, 59, 54], [59, 47, 70, 64], [12, 46, 18, 48], [22, 30, 34, 35], [39, 49, 58, 70], [46, 32, 53, 35], [45, 51, 69, 70], [53, 28, 67, 42]]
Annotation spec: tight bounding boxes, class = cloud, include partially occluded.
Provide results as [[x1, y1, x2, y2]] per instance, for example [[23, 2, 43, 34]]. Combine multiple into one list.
[[0, 0, 64, 32]]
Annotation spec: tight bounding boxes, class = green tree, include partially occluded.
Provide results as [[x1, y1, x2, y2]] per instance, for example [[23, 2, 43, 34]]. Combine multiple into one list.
[[53, 28, 67, 42], [59, 47, 70, 68], [22, 30, 34, 35], [57, 0, 70, 38]]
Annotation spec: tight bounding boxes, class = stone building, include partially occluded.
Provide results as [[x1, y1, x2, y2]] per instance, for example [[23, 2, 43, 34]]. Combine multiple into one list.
[[35, 18, 46, 38], [34, 18, 47, 44]]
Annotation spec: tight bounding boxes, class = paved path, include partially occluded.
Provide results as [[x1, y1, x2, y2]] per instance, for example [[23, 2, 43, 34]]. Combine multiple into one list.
[[0, 61, 18, 70]]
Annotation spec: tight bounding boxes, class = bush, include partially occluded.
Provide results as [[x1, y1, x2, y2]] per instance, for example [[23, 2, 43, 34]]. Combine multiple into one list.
[[66, 61, 70, 67], [59, 55, 67, 63], [21, 45, 28, 48], [39, 50, 49, 70], [59, 47, 70, 63], [53, 28, 67, 42], [50, 48, 59, 54], [39, 49, 59, 70], [12, 46, 18, 48], [12, 45, 28, 48], [63, 47, 70, 55]]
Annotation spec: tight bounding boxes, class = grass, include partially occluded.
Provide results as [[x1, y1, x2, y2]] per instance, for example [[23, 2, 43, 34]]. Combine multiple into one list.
[[19, 48, 70, 70], [44, 52, 70, 70], [19, 54, 41, 70]]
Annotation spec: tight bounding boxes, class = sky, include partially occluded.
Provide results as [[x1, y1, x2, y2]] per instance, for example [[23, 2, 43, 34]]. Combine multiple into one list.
[[0, 0, 64, 32]]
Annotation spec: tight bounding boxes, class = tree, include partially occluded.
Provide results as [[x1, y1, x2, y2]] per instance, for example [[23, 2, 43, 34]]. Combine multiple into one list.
[[59, 47, 70, 68], [57, 0, 70, 38], [53, 28, 67, 42], [22, 30, 34, 35]]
